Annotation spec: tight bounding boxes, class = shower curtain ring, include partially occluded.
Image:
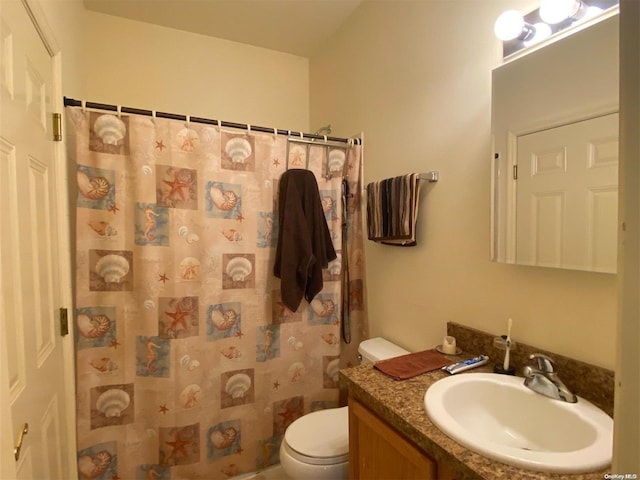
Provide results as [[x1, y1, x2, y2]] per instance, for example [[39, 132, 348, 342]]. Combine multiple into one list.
[[116, 105, 122, 117], [186, 115, 191, 128], [81, 100, 86, 112], [247, 124, 251, 133]]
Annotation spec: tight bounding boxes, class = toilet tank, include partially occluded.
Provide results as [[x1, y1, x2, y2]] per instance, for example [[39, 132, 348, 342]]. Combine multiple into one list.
[[358, 337, 409, 364]]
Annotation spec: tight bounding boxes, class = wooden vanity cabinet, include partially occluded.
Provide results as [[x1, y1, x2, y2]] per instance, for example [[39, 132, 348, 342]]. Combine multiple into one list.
[[348, 398, 457, 480]]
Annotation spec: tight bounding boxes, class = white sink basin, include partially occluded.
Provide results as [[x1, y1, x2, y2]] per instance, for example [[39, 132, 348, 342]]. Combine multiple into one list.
[[424, 373, 613, 473]]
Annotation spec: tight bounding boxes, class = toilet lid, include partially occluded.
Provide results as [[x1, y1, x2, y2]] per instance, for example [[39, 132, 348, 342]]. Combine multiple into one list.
[[284, 406, 349, 464]]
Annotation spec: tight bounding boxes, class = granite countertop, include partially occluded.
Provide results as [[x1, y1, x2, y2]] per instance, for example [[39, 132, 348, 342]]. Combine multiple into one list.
[[340, 357, 610, 480]]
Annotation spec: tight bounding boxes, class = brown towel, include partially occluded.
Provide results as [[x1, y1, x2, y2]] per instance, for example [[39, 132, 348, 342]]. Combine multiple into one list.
[[374, 349, 450, 380], [366, 173, 421, 246], [274, 169, 337, 312]]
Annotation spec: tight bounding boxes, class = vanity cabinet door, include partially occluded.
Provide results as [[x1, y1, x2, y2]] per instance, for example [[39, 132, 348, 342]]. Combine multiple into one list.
[[436, 460, 458, 480], [348, 398, 437, 480]]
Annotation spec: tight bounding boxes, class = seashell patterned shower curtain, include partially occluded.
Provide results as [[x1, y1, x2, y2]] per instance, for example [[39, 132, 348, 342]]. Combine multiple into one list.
[[68, 107, 368, 480]]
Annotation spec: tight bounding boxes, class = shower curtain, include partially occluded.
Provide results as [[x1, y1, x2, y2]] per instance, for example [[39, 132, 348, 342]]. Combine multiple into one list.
[[68, 107, 368, 480]]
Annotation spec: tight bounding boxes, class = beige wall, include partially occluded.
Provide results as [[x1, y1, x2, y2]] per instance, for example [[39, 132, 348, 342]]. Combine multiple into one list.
[[82, 11, 309, 132], [310, 0, 617, 369]]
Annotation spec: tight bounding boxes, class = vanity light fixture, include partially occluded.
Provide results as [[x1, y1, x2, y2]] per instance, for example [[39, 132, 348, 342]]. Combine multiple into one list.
[[538, 0, 605, 24], [494, 10, 535, 41], [523, 22, 553, 47], [539, 0, 585, 24], [494, 0, 617, 59]]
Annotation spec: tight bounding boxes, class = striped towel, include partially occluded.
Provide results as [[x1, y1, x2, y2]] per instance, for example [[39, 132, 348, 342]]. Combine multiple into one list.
[[366, 173, 421, 246]]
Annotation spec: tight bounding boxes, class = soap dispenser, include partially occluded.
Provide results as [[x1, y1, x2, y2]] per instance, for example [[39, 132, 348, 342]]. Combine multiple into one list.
[[493, 318, 516, 375]]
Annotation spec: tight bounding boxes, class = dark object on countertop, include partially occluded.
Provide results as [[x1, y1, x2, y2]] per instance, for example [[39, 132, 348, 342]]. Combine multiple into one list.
[[274, 169, 337, 312], [374, 349, 450, 380], [494, 363, 516, 375]]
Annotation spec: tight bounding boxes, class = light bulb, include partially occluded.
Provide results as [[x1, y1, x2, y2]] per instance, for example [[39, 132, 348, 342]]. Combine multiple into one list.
[[540, 0, 582, 24], [574, 6, 604, 23], [494, 10, 526, 41], [524, 23, 552, 46]]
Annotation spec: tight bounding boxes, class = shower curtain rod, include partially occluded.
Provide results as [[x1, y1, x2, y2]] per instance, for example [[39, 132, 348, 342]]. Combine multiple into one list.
[[63, 97, 362, 146]]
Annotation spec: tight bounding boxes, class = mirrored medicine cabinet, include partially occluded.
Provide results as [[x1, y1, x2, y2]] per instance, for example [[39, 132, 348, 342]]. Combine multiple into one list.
[[490, 14, 619, 274]]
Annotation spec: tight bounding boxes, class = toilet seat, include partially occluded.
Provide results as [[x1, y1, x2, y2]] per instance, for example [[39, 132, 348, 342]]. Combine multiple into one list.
[[283, 406, 349, 465]]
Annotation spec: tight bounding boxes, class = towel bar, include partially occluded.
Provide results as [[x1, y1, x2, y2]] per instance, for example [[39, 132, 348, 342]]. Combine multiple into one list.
[[419, 171, 439, 182]]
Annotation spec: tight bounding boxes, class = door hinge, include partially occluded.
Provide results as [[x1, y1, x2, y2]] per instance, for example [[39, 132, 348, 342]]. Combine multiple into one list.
[[52, 113, 62, 141], [59, 308, 69, 336], [513, 164, 518, 180]]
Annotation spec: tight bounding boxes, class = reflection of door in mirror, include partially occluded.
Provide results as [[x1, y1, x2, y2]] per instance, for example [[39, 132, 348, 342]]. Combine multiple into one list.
[[515, 114, 618, 273], [491, 14, 619, 273]]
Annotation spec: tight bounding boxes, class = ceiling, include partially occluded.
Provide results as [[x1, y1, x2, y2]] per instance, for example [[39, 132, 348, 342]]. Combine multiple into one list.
[[83, 0, 364, 57]]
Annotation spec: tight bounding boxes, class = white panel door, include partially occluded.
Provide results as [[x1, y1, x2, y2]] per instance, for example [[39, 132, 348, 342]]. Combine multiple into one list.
[[516, 113, 619, 273], [0, 1, 71, 478]]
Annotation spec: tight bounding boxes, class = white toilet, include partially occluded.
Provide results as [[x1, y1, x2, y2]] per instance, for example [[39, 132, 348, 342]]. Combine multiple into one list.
[[279, 337, 409, 480]]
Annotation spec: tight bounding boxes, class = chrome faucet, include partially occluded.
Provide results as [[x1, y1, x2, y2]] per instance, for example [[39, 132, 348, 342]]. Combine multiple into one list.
[[522, 353, 577, 403]]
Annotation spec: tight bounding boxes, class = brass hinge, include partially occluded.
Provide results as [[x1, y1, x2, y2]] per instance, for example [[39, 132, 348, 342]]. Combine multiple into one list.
[[59, 308, 69, 336], [513, 164, 518, 180], [52, 113, 62, 141]]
